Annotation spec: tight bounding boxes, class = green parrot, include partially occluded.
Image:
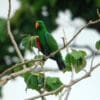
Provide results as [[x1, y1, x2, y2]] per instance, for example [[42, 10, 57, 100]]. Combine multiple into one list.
[[34, 20, 66, 71]]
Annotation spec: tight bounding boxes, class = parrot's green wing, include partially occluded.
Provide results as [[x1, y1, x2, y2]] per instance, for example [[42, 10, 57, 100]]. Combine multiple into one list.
[[45, 33, 59, 52]]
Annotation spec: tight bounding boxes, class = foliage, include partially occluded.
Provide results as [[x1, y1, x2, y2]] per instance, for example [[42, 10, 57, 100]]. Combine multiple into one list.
[[21, 35, 37, 51], [65, 50, 87, 73], [24, 72, 62, 94], [95, 40, 100, 50], [45, 77, 62, 93], [24, 72, 44, 90]]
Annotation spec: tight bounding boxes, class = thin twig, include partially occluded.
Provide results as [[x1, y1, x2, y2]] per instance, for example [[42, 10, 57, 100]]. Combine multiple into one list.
[[39, 90, 46, 100], [64, 65, 74, 100], [7, 0, 26, 69], [0, 58, 60, 79], [64, 87, 71, 100], [0, 58, 43, 78], [0, 61, 40, 86], [62, 29, 69, 52], [90, 52, 95, 69], [59, 88, 67, 100]]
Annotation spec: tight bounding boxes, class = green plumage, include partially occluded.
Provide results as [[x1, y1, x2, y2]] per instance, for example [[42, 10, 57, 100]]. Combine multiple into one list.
[[35, 20, 66, 71]]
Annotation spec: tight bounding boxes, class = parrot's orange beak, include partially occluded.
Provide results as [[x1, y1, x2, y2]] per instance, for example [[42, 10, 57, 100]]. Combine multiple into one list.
[[35, 22, 40, 29]]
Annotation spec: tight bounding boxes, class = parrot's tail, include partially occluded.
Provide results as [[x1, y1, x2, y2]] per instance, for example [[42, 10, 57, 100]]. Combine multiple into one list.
[[56, 57, 66, 71]]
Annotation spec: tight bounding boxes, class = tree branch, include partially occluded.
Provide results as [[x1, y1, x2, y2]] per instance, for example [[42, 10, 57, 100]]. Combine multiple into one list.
[[0, 58, 43, 78], [0, 61, 41, 86], [64, 87, 71, 100], [7, 0, 26, 69]]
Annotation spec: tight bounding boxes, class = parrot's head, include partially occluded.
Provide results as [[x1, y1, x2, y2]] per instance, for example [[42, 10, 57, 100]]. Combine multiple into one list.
[[34, 20, 47, 33], [35, 20, 45, 29]]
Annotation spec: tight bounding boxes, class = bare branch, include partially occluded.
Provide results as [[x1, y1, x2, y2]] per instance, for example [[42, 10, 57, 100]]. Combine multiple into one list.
[[0, 58, 42, 78], [0, 57, 60, 79], [64, 65, 74, 100], [0, 61, 40, 86], [64, 87, 71, 100], [90, 52, 95, 69], [7, 0, 26, 69]]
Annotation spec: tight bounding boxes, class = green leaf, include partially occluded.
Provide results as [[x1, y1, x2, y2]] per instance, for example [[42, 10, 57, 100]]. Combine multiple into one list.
[[45, 77, 63, 94], [65, 53, 72, 71], [65, 50, 87, 73], [71, 49, 86, 60], [21, 35, 38, 51], [71, 50, 87, 73], [21, 35, 31, 50], [74, 58, 86, 73], [24, 72, 44, 90], [14, 66, 23, 72], [95, 40, 100, 50]]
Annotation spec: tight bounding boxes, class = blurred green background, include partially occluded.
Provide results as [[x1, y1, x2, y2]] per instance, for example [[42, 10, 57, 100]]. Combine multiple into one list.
[[0, 0, 100, 73]]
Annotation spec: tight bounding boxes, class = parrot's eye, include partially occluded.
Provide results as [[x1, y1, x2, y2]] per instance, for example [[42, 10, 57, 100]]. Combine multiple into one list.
[[35, 22, 40, 29]]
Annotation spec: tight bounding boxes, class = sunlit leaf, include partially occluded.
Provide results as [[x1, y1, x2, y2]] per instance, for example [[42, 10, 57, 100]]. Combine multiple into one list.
[[45, 77, 63, 94], [21, 35, 38, 50], [65, 50, 87, 73]]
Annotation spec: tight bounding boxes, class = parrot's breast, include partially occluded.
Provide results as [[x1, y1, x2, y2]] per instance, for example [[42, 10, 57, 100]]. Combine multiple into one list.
[[36, 38, 42, 50]]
